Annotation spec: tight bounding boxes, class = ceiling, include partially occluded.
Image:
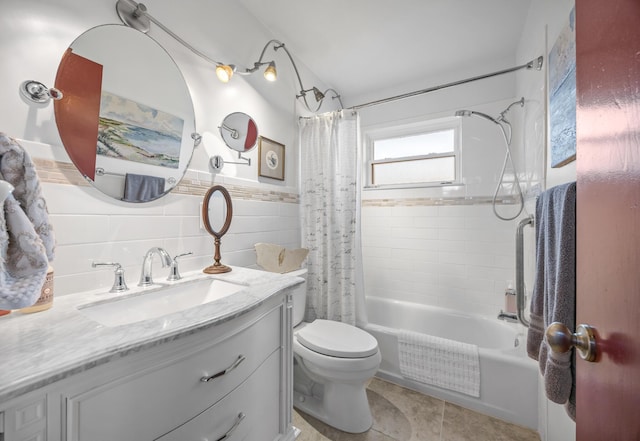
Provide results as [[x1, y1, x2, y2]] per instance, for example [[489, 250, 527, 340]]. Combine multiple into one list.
[[236, 0, 533, 106]]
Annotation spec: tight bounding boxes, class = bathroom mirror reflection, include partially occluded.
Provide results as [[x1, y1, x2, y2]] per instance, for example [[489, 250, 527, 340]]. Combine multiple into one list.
[[53, 24, 197, 203], [202, 185, 233, 273], [219, 112, 258, 153]]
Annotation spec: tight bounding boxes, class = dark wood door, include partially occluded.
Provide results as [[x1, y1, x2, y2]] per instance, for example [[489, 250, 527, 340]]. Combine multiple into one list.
[[575, 0, 640, 439]]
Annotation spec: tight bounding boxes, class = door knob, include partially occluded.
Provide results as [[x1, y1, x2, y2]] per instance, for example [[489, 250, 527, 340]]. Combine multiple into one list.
[[545, 322, 597, 362]]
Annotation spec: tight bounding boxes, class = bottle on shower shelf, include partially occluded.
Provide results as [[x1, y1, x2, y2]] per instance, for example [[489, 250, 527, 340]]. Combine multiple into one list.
[[504, 283, 517, 315]]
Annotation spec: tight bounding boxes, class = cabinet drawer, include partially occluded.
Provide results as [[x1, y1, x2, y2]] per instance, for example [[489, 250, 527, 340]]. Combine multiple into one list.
[[67, 306, 281, 441], [1, 396, 47, 441], [156, 350, 281, 441]]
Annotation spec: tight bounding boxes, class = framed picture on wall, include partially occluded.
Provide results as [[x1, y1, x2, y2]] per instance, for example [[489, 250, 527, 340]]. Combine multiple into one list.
[[548, 7, 576, 168], [258, 136, 285, 181]]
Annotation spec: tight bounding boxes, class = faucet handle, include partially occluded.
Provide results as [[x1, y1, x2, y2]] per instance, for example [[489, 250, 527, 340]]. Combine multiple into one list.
[[167, 252, 193, 281], [92, 262, 129, 293]]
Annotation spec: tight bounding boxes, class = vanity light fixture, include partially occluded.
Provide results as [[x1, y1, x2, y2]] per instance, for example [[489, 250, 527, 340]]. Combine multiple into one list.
[[215, 64, 235, 83], [114, 0, 342, 112], [298, 87, 325, 102], [217, 39, 342, 111], [214, 40, 280, 84], [263, 62, 277, 82], [116, 0, 233, 84]]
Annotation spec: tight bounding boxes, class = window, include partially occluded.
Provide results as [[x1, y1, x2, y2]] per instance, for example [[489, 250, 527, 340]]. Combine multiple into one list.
[[367, 118, 461, 188]]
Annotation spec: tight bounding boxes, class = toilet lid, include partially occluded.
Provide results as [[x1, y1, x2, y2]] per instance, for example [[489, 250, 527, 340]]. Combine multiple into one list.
[[296, 319, 378, 358]]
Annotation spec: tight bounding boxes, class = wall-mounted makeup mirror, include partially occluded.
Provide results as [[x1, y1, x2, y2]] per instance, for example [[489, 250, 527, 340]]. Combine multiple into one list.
[[202, 185, 233, 274], [219, 112, 258, 153], [53, 24, 198, 203], [210, 112, 258, 172]]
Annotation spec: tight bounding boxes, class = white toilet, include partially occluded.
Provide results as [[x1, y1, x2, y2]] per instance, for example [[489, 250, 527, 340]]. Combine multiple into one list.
[[289, 268, 381, 434]]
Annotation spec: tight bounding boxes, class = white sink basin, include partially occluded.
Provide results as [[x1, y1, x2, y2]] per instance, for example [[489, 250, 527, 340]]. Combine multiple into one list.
[[78, 278, 246, 327]]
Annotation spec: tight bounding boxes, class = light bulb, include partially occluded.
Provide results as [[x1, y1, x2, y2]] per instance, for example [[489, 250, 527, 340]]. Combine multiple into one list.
[[312, 87, 325, 102], [216, 65, 234, 83], [263, 62, 277, 82]]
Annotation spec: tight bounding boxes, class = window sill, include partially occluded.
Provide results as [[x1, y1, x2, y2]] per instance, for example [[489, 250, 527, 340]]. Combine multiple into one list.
[[363, 181, 464, 191]]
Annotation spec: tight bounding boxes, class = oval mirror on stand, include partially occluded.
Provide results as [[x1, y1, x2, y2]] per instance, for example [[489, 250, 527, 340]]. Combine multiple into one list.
[[53, 24, 198, 202], [202, 185, 233, 274]]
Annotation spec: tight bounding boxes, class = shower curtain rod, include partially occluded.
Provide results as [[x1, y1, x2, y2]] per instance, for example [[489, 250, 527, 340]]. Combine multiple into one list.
[[348, 56, 543, 111]]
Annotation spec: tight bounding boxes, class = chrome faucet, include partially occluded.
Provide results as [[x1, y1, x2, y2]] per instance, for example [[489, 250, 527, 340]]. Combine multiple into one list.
[[92, 262, 129, 293], [497, 310, 518, 323], [167, 252, 193, 281], [138, 247, 173, 287]]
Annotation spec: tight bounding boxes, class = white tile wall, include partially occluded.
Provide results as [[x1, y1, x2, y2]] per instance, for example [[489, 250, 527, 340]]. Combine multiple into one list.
[[41, 183, 300, 297], [362, 203, 528, 318]]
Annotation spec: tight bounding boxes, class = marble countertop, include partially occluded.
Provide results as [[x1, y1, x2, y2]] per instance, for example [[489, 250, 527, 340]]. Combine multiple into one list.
[[0, 266, 302, 404]]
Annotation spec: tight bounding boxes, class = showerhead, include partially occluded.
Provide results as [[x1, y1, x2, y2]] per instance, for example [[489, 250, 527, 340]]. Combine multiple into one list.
[[455, 109, 500, 124], [454, 99, 528, 222]]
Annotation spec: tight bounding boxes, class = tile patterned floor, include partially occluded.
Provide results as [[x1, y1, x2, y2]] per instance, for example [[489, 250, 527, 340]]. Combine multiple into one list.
[[293, 378, 540, 441]]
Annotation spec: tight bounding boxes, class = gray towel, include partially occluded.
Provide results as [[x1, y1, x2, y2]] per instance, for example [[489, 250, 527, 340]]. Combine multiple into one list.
[[526, 182, 576, 420], [0, 134, 55, 260], [0, 192, 49, 308], [122, 173, 165, 202], [0, 134, 55, 309]]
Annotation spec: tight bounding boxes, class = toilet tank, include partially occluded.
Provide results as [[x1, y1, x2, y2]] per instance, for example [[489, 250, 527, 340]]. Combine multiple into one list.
[[287, 268, 307, 326]]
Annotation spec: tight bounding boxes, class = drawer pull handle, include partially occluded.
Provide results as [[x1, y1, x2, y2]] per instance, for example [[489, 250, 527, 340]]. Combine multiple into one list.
[[209, 412, 245, 441], [200, 355, 246, 383]]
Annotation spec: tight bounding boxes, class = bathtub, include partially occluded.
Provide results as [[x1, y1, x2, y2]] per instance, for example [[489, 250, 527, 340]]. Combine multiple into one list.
[[364, 296, 538, 430]]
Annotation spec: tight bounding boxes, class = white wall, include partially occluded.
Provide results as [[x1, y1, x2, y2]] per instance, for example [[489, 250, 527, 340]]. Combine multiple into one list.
[[36, 163, 301, 296], [0, 0, 314, 296], [358, 61, 540, 319], [362, 202, 520, 317], [516, 1, 576, 440]]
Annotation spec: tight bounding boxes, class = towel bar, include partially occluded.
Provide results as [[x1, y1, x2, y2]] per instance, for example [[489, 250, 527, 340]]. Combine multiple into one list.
[[95, 167, 177, 185], [515, 216, 534, 327]]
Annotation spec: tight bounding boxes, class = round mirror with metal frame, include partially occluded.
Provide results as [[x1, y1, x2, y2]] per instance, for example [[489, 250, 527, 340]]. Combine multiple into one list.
[[219, 112, 258, 153], [202, 185, 233, 274], [211, 112, 258, 171], [53, 24, 198, 203]]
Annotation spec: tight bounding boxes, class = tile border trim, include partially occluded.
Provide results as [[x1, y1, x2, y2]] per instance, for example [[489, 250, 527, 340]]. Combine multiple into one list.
[[362, 196, 518, 207], [33, 158, 299, 204]]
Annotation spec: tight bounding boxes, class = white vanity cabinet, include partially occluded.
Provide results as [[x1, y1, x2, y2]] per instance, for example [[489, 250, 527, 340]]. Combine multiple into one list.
[[0, 394, 48, 441], [0, 289, 295, 441], [156, 351, 281, 441]]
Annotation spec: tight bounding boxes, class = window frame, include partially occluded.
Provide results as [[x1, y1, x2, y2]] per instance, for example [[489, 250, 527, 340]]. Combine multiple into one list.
[[364, 116, 462, 189]]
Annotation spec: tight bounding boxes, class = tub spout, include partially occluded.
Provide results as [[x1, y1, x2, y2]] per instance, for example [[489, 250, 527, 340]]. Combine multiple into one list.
[[497, 310, 518, 323]]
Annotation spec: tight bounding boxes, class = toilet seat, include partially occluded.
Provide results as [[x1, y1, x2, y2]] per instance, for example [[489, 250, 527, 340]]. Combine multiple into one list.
[[296, 319, 378, 358]]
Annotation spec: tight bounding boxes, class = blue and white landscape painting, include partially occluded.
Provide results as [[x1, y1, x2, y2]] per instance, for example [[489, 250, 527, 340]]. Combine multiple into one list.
[[97, 91, 184, 169], [549, 8, 576, 168]]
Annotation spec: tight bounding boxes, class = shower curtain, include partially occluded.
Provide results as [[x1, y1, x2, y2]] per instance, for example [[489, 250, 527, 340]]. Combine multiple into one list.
[[298, 109, 366, 326]]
